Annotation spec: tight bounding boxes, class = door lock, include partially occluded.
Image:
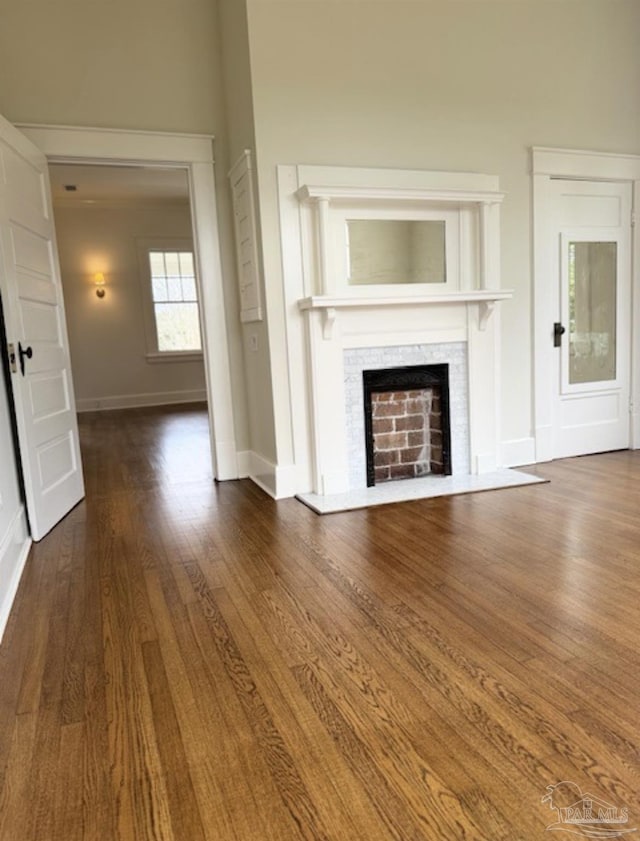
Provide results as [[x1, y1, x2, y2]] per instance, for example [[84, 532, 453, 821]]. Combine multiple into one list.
[[7, 342, 17, 374], [553, 322, 566, 348]]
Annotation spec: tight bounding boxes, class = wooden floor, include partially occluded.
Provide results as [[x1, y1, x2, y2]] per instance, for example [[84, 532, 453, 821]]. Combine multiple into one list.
[[1, 404, 640, 840]]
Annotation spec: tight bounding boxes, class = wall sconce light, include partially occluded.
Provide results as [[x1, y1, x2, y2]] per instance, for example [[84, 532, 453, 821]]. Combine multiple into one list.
[[94, 272, 106, 298]]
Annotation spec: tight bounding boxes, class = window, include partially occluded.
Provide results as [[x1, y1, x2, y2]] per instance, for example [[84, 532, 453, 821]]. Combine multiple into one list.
[[148, 250, 202, 353]]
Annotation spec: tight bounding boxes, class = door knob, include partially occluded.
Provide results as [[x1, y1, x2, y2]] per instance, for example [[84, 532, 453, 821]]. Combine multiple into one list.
[[553, 322, 566, 348], [18, 341, 32, 376]]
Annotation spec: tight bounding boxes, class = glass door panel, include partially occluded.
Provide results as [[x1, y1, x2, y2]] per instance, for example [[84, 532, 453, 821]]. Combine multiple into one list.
[[568, 241, 617, 385]]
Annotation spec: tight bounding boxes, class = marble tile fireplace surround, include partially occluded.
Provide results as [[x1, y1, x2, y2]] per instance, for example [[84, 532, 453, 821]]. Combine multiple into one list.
[[277, 163, 513, 500], [347, 344, 466, 489]]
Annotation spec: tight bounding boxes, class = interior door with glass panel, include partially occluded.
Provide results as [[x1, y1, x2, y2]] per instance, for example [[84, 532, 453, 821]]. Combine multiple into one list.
[[551, 179, 631, 459]]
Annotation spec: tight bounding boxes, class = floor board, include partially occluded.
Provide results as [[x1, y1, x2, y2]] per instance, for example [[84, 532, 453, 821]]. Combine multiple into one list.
[[0, 404, 639, 840]]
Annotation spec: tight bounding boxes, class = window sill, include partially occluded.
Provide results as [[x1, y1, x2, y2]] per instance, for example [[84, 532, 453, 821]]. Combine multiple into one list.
[[145, 351, 204, 364]]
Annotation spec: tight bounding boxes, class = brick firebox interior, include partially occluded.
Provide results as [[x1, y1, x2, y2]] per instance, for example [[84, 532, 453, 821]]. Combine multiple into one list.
[[370, 389, 443, 483]]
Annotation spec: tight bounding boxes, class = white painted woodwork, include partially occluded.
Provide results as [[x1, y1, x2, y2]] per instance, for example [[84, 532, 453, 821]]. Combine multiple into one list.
[[279, 163, 509, 496], [229, 150, 262, 322], [532, 147, 640, 461], [551, 180, 631, 458], [0, 115, 84, 541], [19, 124, 240, 481], [0, 361, 31, 643], [296, 179, 503, 300]]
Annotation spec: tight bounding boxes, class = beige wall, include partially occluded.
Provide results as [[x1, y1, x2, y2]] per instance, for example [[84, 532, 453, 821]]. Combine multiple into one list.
[[2, 0, 638, 485], [0, 0, 251, 449], [54, 202, 207, 409], [218, 0, 276, 461], [246, 0, 640, 463], [0, 0, 223, 133]]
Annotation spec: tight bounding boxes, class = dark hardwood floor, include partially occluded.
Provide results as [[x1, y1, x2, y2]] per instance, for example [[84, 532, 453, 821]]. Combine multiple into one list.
[[1, 404, 639, 840]]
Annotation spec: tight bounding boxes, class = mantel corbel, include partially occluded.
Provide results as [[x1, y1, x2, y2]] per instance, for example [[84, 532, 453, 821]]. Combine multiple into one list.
[[478, 300, 497, 331], [322, 307, 337, 340]]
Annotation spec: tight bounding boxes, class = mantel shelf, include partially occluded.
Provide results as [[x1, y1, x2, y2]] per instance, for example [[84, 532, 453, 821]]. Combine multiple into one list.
[[298, 289, 513, 311], [299, 290, 512, 338]]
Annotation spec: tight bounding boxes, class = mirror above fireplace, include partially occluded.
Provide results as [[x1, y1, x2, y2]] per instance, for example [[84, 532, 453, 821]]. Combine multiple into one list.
[[346, 219, 446, 286]]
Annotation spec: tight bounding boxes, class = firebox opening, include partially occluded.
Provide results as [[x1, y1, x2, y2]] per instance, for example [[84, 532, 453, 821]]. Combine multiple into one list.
[[363, 365, 452, 487]]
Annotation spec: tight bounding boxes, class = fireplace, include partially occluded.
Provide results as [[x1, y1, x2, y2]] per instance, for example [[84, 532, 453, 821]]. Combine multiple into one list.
[[279, 163, 511, 499], [363, 364, 452, 486]]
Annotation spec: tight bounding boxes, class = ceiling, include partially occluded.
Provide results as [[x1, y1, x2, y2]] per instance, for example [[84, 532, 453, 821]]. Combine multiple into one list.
[[49, 163, 190, 205]]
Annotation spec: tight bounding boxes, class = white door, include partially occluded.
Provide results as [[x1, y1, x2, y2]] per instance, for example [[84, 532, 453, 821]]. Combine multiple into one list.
[[0, 114, 84, 540], [550, 179, 632, 458]]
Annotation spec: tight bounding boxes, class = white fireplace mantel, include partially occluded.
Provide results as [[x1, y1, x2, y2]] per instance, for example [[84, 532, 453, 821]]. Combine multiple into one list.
[[298, 290, 512, 337], [276, 163, 511, 498]]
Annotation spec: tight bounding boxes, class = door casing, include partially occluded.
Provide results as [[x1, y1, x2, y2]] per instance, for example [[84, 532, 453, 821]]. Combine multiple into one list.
[[17, 124, 239, 482], [533, 147, 640, 462]]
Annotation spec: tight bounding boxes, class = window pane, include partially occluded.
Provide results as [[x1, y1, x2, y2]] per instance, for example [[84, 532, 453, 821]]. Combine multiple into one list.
[[149, 252, 166, 278], [164, 252, 180, 278], [179, 252, 194, 276], [154, 303, 202, 351], [167, 276, 183, 302], [152, 277, 168, 302], [568, 241, 617, 384], [181, 276, 197, 301], [148, 249, 200, 352]]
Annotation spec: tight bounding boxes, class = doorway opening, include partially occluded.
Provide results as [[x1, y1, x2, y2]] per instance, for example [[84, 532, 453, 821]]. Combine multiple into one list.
[[17, 123, 239, 486], [49, 161, 213, 484]]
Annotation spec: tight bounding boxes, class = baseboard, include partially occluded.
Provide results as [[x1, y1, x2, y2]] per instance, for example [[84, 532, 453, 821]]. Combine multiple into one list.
[[0, 506, 31, 645], [474, 453, 497, 474], [247, 452, 297, 500], [248, 451, 277, 498], [237, 450, 251, 478], [274, 463, 298, 499], [501, 437, 537, 467], [76, 389, 207, 412], [534, 426, 553, 463]]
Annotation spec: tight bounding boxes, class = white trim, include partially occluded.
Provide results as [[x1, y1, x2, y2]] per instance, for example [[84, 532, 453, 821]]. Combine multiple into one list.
[[274, 463, 298, 499], [532, 146, 640, 180], [76, 389, 207, 413], [17, 124, 239, 480], [0, 506, 31, 644], [501, 437, 536, 468], [299, 290, 513, 310], [248, 451, 278, 498], [280, 163, 507, 495], [532, 147, 640, 459], [240, 307, 263, 323], [297, 184, 505, 205], [229, 150, 263, 323], [247, 451, 298, 499], [145, 352, 204, 364], [16, 124, 216, 164], [236, 450, 251, 478]]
